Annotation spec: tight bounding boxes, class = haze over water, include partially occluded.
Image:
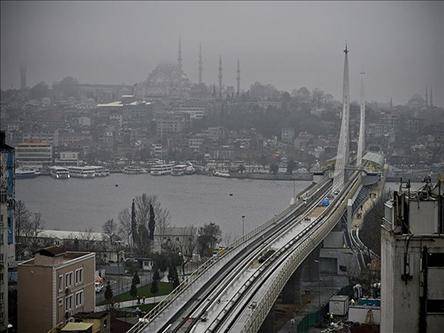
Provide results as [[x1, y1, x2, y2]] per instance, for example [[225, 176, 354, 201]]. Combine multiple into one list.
[[16, 175, 310, 239]]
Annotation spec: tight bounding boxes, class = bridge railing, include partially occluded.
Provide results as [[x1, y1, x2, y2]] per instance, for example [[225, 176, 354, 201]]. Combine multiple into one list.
[[128, 179, 330, 332], [241, 173, 362, 333]]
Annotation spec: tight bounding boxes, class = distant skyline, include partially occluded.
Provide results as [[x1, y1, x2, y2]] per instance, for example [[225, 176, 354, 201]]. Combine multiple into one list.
[[1, 1, 443, 106]]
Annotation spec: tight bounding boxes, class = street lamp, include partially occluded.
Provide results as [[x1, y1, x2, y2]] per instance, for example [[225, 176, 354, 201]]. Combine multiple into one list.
[[314, 259, 321, 309], [241, 215, 246, 237]]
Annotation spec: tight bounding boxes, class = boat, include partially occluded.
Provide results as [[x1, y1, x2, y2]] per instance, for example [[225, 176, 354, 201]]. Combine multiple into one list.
[[89, 166, 110, 177], [213, 170, 230, 178], [68, 166, 96, 178], [150, 162, 174, 176], [15, 168, 39, 179], [122, 166, 147, 175], [172, 164, 187, 176], [49, 166, 70, 179]]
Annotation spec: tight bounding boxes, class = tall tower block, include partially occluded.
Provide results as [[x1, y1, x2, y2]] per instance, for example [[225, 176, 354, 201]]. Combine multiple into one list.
[[218, 55, 223, 98], [20, 65, 27, 90], [332, 44, 351, 192], [178, 37, 183, 73], [198, 43, 203, 84], [357, 71, 366, 167], [236, 59, 240, 96]]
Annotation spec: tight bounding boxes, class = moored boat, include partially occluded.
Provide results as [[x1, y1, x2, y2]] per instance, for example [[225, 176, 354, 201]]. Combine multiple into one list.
[[15, 168, 39, 179], [49, 166, 70, 179]]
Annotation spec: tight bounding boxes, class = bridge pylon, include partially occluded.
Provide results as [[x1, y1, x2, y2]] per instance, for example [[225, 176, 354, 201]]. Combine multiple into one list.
[[332, 44, 351, 193]]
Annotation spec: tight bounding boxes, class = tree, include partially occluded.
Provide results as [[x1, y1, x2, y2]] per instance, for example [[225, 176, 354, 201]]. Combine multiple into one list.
[[197, 223, 222, 257], [129, 283, 138, 298], [14, 200, 31, 240], [168, 264, 180, 288], [270, 163, 279, 175], [286, 159, 296, 175], [118, 194, 170, 252], [103, 219, 118, 243], [132, 271, 140, 286], [150, 269, 160, 295], [104, 281, 113, 304], [148, 204, 155, 240]]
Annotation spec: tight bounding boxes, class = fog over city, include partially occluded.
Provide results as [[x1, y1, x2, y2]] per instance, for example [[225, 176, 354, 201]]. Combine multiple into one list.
[[1, 2, 444, 333], [1, 1, 443, 105]]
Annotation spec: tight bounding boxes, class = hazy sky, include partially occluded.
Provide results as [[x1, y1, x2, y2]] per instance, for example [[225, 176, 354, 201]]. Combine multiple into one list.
[[1, 1, 443, 105]]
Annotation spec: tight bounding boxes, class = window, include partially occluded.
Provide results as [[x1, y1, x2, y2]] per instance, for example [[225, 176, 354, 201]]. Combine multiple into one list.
[[65, 295, 73, 311], [75, 268, 83, 285], [65, 272, 73, 288], [428, 253, 444, 267], [75, 290, 83, 308], [58, 275, 63, 292]]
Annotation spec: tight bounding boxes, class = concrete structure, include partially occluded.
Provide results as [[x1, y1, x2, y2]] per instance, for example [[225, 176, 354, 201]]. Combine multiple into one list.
[[332, 44, 351, 192], [15, 139, 52, 168], [18, 246, 96, 333], [0, 131, 14, 331], [281, 127, 295, 144], [381, 180, 444, 333]]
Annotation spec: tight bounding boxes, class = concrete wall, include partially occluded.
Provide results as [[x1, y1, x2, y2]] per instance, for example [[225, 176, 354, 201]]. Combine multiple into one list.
[[381, 228, 444, 333], [18, 264, 53, 333]]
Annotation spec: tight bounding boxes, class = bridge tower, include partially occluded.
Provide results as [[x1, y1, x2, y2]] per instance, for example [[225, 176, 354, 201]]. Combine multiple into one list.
[[356, 71, 366, 167], [332, 44, 351, 192]]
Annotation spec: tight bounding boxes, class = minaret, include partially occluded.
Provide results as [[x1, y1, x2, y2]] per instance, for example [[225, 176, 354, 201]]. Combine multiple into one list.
[[178, 36, 183, 73], [198, 43, 203, 84], [20, 65, 27, 90], [357, 71, 366, 167], [218, 55, 223, 98], [430, 86, 433, 107], [425, 86, 428, 107], [236, 59, 240, 96], [332, 43, 351, 192]]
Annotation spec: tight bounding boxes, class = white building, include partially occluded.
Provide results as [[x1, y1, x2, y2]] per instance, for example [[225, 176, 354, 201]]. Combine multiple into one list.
[[54, 151, 79, 166], [381, 180, 444, 333]]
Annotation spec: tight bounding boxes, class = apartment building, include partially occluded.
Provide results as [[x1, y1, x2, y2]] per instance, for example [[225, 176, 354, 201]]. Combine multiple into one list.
[[0, 131, 15, 331], [18, 246, 95, 333]]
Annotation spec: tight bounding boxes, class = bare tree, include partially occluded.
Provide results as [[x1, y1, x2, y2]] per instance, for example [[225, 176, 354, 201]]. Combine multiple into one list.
[[21, 213, 44, 254], [118, 208, 131, 243], [14, 200, 31, 240], [103, 219, 119, 243]]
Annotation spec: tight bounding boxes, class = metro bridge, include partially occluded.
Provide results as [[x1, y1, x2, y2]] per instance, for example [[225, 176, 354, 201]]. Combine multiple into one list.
[[128, 45, 382, 333]]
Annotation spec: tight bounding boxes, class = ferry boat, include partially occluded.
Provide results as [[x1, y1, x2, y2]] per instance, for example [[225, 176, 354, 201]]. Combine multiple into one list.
[[68, 166, 96, 178], [150, 162, 174, 176], [90, 166, 110, 177], [172, 164, 187, 176], [49, 166, 70, 179], [122, 166, 147, 175], [15, 168, 39, 179]]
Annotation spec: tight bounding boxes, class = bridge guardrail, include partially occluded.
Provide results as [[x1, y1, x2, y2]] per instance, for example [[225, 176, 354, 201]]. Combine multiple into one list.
[[128, 179, 330, 332], [240, 172, 362, 333]]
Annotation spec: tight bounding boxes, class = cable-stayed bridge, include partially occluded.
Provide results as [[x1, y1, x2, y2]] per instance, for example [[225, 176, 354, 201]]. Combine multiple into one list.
[[127, 45, 383, 333]]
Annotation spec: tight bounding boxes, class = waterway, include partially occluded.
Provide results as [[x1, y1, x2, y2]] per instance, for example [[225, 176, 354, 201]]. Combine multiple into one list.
[[16, 175, 312, 239]]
